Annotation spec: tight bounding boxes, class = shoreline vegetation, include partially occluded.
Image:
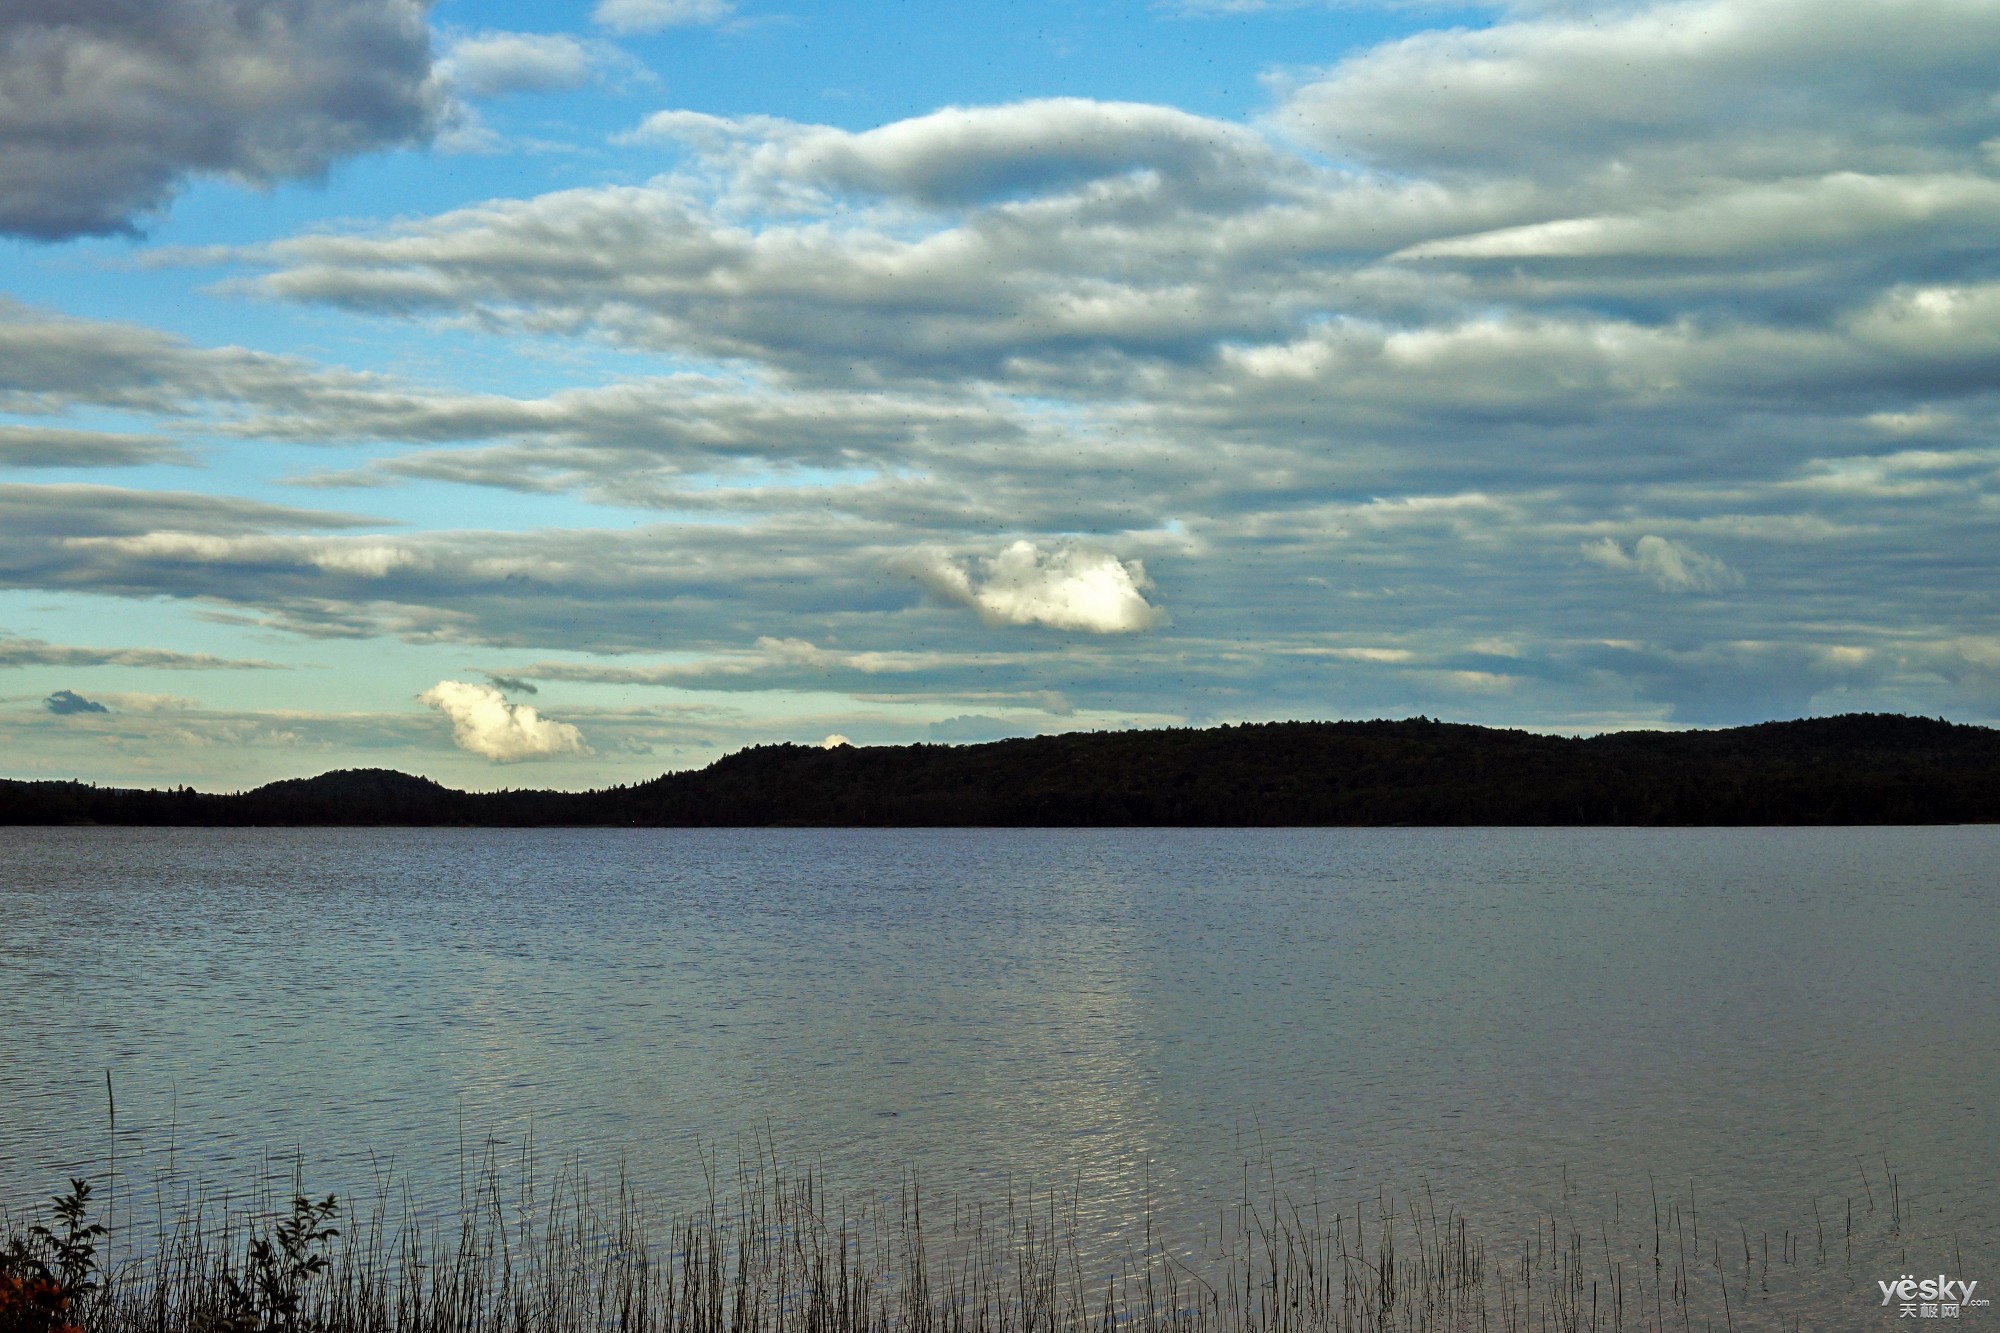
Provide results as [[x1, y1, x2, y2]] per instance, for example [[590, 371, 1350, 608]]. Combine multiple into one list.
[[1, 1145, 1932, 1333], [2, 713, 1999, 827]]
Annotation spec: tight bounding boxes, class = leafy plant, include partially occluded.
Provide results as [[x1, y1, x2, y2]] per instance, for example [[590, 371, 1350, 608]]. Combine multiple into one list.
[[249, 1193, 339, 1324], [1, 1180, 103, 1333], [28, 1181, 106, 1298], [210, 1193, 340, 1333]]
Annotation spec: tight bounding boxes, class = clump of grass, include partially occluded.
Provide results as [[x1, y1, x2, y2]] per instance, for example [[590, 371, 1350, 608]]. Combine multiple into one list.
[[2, 1145, 1947, 1333]]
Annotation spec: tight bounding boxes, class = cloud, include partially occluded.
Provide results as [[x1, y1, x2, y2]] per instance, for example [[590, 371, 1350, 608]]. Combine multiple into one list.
[[819, 733, 850, 748], [0, 638, 282, 671], [592, 0, 733, 34], [0, 298, 413, 422], [439, 32, 597, 99], [1577, 640, 1881, 725], [900, 541, 1166, 633], [92, 692, 202, 713], [1582, 535, 1745, 593], [0, 482, 378, 540], [1273, 0, 2000, 183], [624, 98, 1284, 207], [509, 640, 1025, 690], [44, 688, 108, 715], [440, 31, 652, 102], [0, 426, 192, 469], [238, 104, 1320, 376], [417, 680, 589, 761], [1393, 173, 2000, 265], [0, 0, 444, 240], [926, 714, 1037, 742], [484, 673, 538, 695]]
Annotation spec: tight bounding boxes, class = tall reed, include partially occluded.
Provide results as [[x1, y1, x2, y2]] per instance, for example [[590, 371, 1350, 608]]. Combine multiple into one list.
[[3, 1144, 1933, 1333]]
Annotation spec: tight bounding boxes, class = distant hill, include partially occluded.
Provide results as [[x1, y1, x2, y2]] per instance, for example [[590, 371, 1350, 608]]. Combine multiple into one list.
[[3, 714, 1998, 826]]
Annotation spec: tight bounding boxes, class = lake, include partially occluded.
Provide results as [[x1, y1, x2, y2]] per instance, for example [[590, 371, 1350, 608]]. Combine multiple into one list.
[[3, 826, 1995, 1327]]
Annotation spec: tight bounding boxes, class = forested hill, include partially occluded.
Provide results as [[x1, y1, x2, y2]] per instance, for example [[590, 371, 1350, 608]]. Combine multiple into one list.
[[4, 713, 1999, 827]]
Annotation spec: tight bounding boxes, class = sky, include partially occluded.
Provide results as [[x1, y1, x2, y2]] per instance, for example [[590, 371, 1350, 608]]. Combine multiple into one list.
[[2, 0, 1998, 791]]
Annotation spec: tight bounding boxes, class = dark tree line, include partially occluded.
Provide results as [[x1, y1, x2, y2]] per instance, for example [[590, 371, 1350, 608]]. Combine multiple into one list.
[[4, 713, 1998, 826]]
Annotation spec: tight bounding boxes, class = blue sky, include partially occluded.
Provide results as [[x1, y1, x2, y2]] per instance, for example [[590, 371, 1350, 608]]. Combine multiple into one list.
[[3, 0, 1999, 790]]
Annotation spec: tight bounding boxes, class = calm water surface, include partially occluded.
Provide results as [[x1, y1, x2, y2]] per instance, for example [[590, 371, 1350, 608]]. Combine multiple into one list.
[[3, 827, 1995, 1321]]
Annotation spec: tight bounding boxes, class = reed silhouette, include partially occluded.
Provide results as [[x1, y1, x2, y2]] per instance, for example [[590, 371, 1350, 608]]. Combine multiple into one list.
[[4, 1142, 1935, 1333]]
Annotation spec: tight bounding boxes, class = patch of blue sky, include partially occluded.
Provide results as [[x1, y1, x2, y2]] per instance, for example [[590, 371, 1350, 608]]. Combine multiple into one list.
[[0, 587, 287, 659], [1005, 394, 1107, 433], [562, 0, 1494, 128]]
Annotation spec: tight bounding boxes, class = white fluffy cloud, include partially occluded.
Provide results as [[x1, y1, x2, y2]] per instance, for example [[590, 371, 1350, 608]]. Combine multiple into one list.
[[439, 32, 602, 99], [626, 98, 1284, 206], [1583, 535, 1745, 593], [418, 680, 589, 761], [902, 542, 1166, 634], [592, 0, 732, 34], [0, 0, 443, 240]]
